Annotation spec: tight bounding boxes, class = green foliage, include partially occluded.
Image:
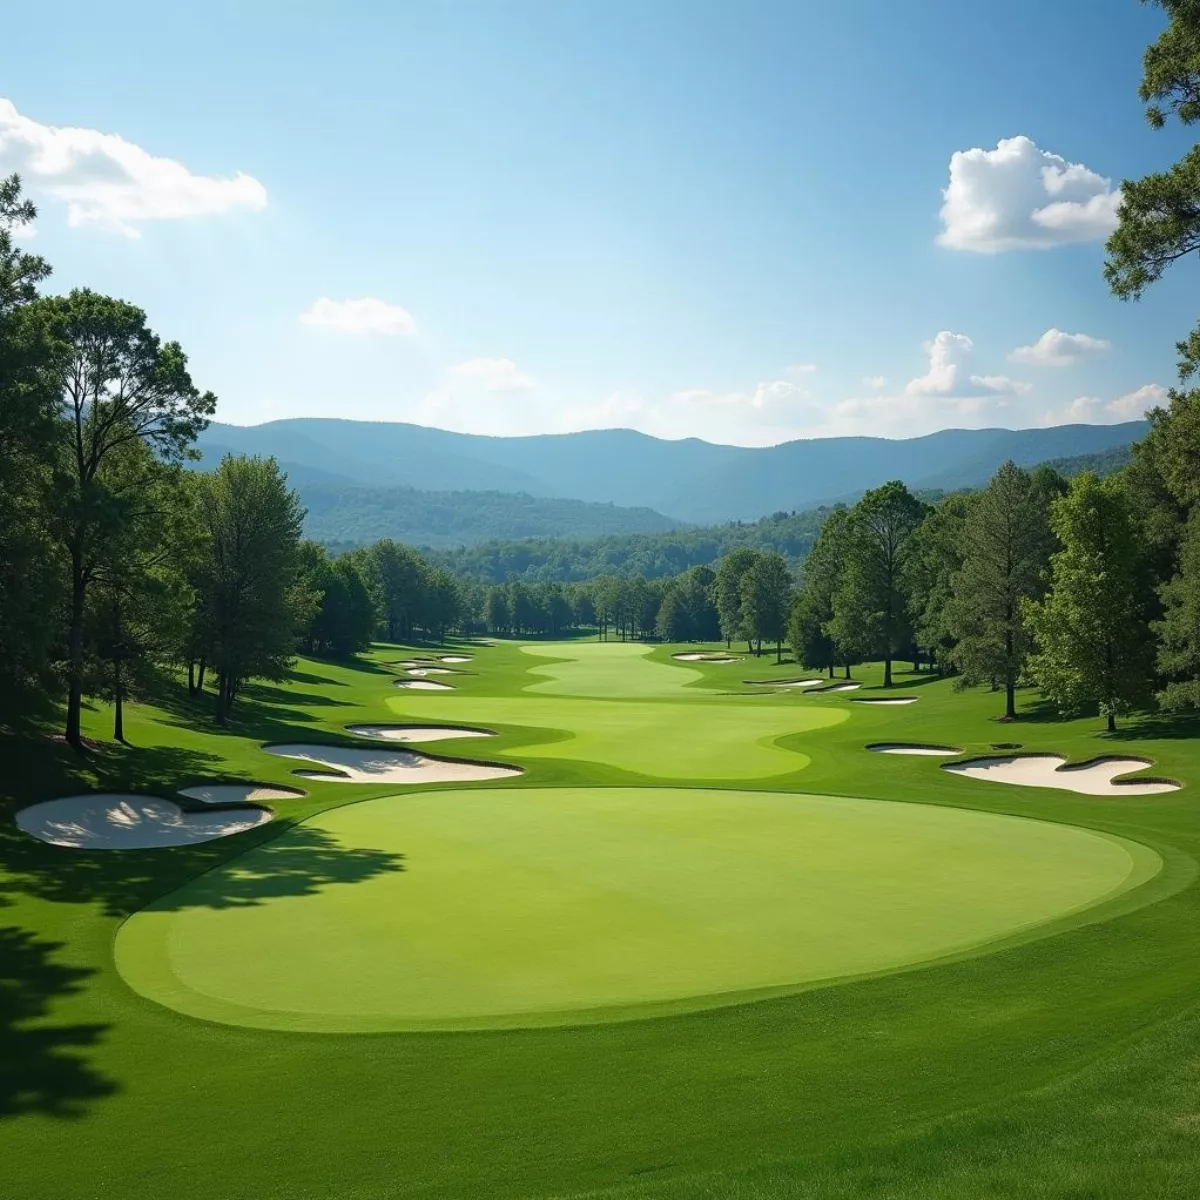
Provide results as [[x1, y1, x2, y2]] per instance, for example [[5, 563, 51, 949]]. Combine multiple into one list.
[[194, 456, 307, 723], [715, 548, 761, 647], [1138, 0, 1200, 129], [904, 493, 974, 667], [45, 288, 216, 745], [1024, 474, 1156, 731], [0, 175, 61, 718], [831, 482, 926, 685], [945, 463, 1058, 718], [792, 507, 851, 673], [657, 566, 720, 642], [739, 553, 793, 660], [296, 543, 377, 658], [1156, 508, 1200, 708]]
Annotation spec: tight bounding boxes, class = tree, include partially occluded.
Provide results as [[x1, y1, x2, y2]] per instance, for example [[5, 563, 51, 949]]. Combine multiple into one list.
[[1156, 507, 1200, 708], [297, 544, 377, 657], [793, 508, 850, 676], [945, 463, 1057, 718], [0, 176, 62, 719], [832, 482, 926, 686], [740, 553, 793, 661], [715, 549, 760, 650], [483, 586, 510, 634], [1106, 1, 1200, 382], [86, 441, 195, 740], [904, 494, 974, 673], [1023, 474, 1155, 732], [368, 540, 427, 642], [196, 456, 306, 724], [44, 289, 215, 746]]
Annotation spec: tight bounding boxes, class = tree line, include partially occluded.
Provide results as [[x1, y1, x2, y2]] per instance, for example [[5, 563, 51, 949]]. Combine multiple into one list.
[[0, 177, 468, 741]]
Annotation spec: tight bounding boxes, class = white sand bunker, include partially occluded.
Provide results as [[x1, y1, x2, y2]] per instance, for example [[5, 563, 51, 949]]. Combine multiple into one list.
[[853, 696, 918, 705], [440, 655, 472, 664], [178, 783, 305, 806], [818, 682, 862, 692], [392, 659, 435, 668], [674, 652, 743, 663], [266, 744, 520, 784], [750, 678, 824, 689], [346, 724, 493, 743], [407, 667, 453, 676], [868, 743, 961, 756], [16, 795, 272, 850], [942, 755, 1180, 797], [394, 679, 453, 690]]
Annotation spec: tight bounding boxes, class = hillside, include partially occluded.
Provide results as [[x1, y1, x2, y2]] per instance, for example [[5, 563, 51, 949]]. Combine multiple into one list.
[[198, 418, 1148, 523], [297, 484, 681, 548]]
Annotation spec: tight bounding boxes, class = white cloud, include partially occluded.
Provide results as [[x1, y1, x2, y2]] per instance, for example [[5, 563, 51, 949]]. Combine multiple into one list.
[[968, 374, 1033, 395], [862, 375, 887, 389], [300, 297, 416, 336], [1009, 328, 1110, 367], [0, 97, 267, 237], [937, 135, 1120, 253], [447, 357, 535, 392], [905, 331, 975, 395], [785, 362, 817, 376], [1039, 383, 1166, 426]]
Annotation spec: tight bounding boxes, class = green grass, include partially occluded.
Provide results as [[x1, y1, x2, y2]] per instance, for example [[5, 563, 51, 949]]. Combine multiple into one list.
[[113, 786, 1157, 1032], [2, 636, 1199, 1199]]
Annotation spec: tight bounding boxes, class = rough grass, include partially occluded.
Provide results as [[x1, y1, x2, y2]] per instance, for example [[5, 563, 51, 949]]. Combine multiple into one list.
[[1, 637, 1198, 1199]]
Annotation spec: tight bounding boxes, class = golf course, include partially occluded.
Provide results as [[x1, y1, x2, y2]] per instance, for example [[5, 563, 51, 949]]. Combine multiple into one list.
[[4, 637, 1199, 1198]]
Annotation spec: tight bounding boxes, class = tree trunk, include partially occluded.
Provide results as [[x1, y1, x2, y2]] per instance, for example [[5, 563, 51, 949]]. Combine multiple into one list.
[[1107, 710, 1116, 733], [884, 654, 893, 688], [844, 662, 851, 680], [776, 641, 782, 663], [64, 558, 86, 748], [828, 663, 834, 678], [113, 657, 125, 743], [215, 670, 229, 726], [188, 660, 197, 695], [197, 656, 207, 692]]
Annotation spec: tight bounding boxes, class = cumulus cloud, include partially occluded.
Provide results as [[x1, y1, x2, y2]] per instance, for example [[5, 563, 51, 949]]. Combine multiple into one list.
[[300, 297, 416, 336], [447, 357, 535, 391], [937, 136, 1120, 253], [0, 97, 267, 237], [862, 375, 887, 389], [903, 332, 1032, 401], [1009, 328, 1110, 367], [1039, 383, 1167, 426]]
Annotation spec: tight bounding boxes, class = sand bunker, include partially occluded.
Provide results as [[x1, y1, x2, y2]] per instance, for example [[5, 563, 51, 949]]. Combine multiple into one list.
[[406, 667, 453, 676], [853, 697, 918, 705], [818, 682, 862, 692], [265, 744, 520, 784], [868, 743, 961, 756], [178, 784, 304, 805], [346, 724, 493, 743], [748, 678, 824, 689], [942, 754, 1180, 797], [674, 653, 742, 663], [16, 794, 272, 850], [440, 655, 472, 664], [394, 679, 453, 690]]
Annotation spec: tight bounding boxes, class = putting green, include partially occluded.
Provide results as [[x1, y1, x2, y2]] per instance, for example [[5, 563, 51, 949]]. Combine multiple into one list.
[[115, 787, 1159, 1033]]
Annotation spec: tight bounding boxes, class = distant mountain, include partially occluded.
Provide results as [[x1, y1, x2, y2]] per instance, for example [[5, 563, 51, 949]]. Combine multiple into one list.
[[298, 484, 681, 549], [197, 418, 1148, 523]]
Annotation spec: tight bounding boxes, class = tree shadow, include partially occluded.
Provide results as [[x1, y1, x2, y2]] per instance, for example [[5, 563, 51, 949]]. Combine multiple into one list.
[[142, 825, 406, 911], [1107, 710, 1200, 742], [0, 927, 116, 1120]]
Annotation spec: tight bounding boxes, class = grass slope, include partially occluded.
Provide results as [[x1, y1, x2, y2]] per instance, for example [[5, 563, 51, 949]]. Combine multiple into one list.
[[1, 638, 1198, 1199]]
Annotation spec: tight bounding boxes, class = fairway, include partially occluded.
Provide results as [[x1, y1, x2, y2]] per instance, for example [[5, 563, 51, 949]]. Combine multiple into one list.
[[521, 641, 704, 697], [114, 786, 1159, 1033]]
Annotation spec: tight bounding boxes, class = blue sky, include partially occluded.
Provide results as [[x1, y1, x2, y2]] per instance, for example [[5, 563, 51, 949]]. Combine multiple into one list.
[[1, 0, 1192, 444]]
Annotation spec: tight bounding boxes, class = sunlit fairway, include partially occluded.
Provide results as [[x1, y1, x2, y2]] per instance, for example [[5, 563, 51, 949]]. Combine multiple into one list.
[[115, 786, 1157, 1032]]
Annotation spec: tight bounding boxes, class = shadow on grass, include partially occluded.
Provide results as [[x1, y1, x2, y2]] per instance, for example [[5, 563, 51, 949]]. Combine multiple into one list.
[[0, 927, 116, 1120]]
